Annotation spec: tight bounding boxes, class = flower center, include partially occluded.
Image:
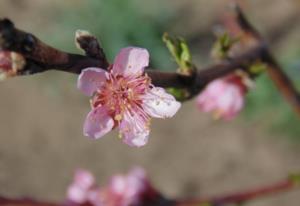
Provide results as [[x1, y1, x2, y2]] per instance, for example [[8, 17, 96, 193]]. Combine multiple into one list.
[[92, 74, 151, 122]]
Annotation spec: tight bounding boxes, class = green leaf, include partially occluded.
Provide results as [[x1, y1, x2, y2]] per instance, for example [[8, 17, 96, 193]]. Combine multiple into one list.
[[289, 173, 300, 185], [167, 88, 188, 101], [163, 33, 194, 74], [249, 61, 267, 75], [211, 32, 238, 60]]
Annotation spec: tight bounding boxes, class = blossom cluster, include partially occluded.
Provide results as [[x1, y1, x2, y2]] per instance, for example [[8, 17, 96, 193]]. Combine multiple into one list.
[[67, 168, 157, 206]]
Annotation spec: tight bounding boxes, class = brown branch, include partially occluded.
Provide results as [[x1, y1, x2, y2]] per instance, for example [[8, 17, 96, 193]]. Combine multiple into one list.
[[230, 2, 300, 116], [175, 175, 300, 206], [0, 18, 265, 98], [0, 197, 59, 206], [261, 51, 300, 115], [1, 2, 300, 111], [230, 2, 261, 41], [75, 30, 109, 67]]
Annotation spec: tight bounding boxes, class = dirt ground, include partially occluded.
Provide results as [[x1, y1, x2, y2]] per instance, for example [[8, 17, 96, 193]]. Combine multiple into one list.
[[0, 1, 300, 206]]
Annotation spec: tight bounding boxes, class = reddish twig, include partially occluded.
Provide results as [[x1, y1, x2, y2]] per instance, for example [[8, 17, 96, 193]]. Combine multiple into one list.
[[0, 2, 300, 111], [0, 197, 59, 206], [1, 174, 298, 206], [231, 3, 300, 116], [175, 175, 300, 206], [0, 18, 265, 98]]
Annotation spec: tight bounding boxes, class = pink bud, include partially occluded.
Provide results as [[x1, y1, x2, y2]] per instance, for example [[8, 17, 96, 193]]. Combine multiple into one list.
[[0, 51, 25, 80], [196, 74, 248, 120], [67, 169, 98, 204]]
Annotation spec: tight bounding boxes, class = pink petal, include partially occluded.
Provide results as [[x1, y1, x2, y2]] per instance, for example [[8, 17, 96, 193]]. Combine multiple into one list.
[[83, 106, 114, 139], [112, 47, 149, 77], [196, 76, 246, 120], [109, 175, 127, 194], [119, 112, 150, 147], [87, 189, 103, 206], [196, 90, 218, 112], [67, 184, 88, 203], [125, 168, 147, 196], [218, 85, 244, 120], [142, 87, 181, 119], [78, 68, 108, 96], [74, 169, 95, 190]]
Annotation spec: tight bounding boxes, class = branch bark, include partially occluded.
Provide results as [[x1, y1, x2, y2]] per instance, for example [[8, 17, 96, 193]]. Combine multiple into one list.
[[0, 18, 264, 97], [0, 2, 300, 113], [175, 175, 299, 206]]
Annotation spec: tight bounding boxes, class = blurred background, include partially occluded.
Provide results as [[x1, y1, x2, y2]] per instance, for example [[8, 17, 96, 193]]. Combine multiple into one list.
[[0, 0, 300, 205]]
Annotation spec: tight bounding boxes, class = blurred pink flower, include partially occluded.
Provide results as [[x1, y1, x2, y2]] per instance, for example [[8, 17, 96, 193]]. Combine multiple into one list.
[[0, 51, 25, 80], [78, 47, 181, 147], [101, 168, 151, 206], [196, 74, 248, 120], [67, 168, 155, 206], [67, 169, 99, 204]]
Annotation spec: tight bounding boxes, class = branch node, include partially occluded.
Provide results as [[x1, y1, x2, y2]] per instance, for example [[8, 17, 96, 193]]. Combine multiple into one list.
[[75, 30, 109, 69]]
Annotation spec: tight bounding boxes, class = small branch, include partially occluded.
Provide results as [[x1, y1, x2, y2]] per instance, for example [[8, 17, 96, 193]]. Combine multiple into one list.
[[261, 51, 300, 115], [0, 197, 59, 206], [230, 2, 300, 116], [0, 18, 264, 98], [1, 2, 300, 110], [230, 2, 261, 41], [175, 175, 300, 206], [75, 30, 109, 67]]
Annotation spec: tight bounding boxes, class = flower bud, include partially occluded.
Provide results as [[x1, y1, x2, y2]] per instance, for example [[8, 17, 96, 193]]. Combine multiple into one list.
[[0, 51, 26, 80]]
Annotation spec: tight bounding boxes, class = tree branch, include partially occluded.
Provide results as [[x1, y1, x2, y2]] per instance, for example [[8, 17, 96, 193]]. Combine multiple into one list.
[[0, 2, 300, 113], [0, 18, 264, 97], [230, 3, 300, 116], [175, 174, 300, 206], [0, 197, 58, 206]]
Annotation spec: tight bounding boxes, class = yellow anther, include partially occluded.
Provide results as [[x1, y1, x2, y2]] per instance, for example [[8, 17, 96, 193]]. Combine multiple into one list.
[[114, 114, 122, 121]]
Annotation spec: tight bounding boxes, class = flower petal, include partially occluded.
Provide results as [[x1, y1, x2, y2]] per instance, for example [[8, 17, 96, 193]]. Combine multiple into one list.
[[83, 106, 114, 139], [142, 87, 181, 118], [119, 111, 150, 147], [109, 175, 127, 194], [218, 85, 244, 120], [112, 47, 149, 77], [196, 76, 246, 120], [78, 68, 108, 96], [74, 169, 95, 190], [125, 168, 148, 197], [67, 184, 88, 203]]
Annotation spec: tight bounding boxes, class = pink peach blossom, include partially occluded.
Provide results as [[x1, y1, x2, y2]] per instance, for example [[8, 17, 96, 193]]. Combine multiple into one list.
[[100, 168, 151, 206], [67, 168, 154, 206], [67, 169, 99, 204], [78, 47, 181, 147], [196, 74, 248, 120]]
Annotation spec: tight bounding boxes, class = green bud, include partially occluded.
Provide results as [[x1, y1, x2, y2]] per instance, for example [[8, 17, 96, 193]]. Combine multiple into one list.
[[211, 32, 238, 60], [167, 88, 188, 101], [163, 33, 194, 74], [249, 61, 267, 75], [289, 173, 300, 185]]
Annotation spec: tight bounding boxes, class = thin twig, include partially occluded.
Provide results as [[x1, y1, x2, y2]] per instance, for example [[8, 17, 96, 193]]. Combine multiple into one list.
[[175, 175, 299, 206], [0, 18, 264, 98], [231, 3, 300, 116], [0, 3, 300, 110], [0, 197, 59, 206]]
